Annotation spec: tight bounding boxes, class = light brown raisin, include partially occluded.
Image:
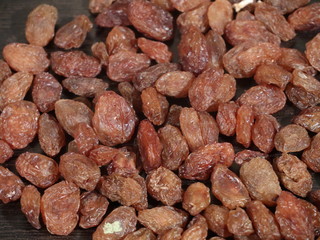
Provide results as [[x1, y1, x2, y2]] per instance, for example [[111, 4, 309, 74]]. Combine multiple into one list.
[[207, 0, 233, 35], [0, 166, 24, 204], [0, 59, 12, 84], [227, 207, 254, 236], [91, 42, 109, 67], [106, 26, 137, 55], [302, 132, 320, 172], [170, 0, 210, 12], [138, 37, 172, 64], [74, 123, 99, 156], [288, 3, 320, 31], [0, 140, 13, 164], [25, 4, 58, 47], [236, 104, 254, 148], [89, 0, 115, 14], [294, 106, 320, 133], [118, 82, 142, 113], [240, 157, 281, 206], [181, 215, 208, 240], [206, 30, 226, 69], [234, 150, 268, 165], [305, 33, 320, 72]]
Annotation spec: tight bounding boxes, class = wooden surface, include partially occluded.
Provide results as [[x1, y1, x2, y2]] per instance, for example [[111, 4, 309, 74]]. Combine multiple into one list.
[[0, 0, 319, 239]]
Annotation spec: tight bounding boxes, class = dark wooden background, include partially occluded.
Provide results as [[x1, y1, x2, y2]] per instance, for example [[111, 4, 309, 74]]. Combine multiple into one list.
[[0, 0, 319, 239]]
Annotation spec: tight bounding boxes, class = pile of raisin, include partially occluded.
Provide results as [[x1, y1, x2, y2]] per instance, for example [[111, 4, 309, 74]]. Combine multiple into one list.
[[1, 0, 320, 239]]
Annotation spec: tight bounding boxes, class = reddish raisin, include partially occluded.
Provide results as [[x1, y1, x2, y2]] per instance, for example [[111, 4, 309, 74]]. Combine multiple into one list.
[[89, 0, 115, 14], [294, 106, 320, 133], [79, 191, 109, 229], [157, 228, 183, 240], [288, 3, 320, 31], [89, 145, 120, 167], [118, 82, 142, 112], [106, 26, 137, 55], [74, 123, 99, 156], [51, 51, 101, 78], [38, 113, 65, 157], [128, 0, 173, 41], [302, 132, 320, 172], [227, 207, 254, 236], [20, 185, 41, 229], [138, 37, 172, 63], [41, 181, 80, 236], [170, 0, 210, 12], [206, 30, 226, 69], [60, 152, 100, 191], [207, 0, 233, 35], [234, 150, 268, 165], [137, 119, 163, 173], [0, 166, 24, 204], [236, 104, 254, 148], [0, 101, 39, 149], [0, 140, 13, 164], [54, 15, 92, 49], [124, 228, 156, 240], [166, 104, 182, 128], [181, 214, 208, 240], [91, 42, 109, 67], [32, 72, 62, 113], [92, 91, 137, 146], [264, 0, 310, 14], [306, 33, 320, 72], [0, 59, 12, 84]]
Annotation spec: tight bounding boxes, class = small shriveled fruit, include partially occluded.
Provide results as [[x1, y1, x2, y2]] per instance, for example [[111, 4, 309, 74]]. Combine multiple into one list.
[[20, 185, 41, 229], [0, 166, 24, 204], [0, 140, 13, 164], [227, 207, 254, 236], [138, 37, 172, 63]]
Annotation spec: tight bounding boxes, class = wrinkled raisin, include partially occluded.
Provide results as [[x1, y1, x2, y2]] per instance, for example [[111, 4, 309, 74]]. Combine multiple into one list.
[[138, 37, 172, 63], [74, 123, 99, 156], [181, 214, 208, 240], [20, 185, 41, 229], [207, 0, 233, 35], [288, 3, 320, 31], [236, 104, 254, 148], [106, 26, 137, 55], [0, 166, 24, 204], [227, 207, 254, 236], [302, 132, 320, 172], [91, 42, 109, 67], [294, 106, 320, 133], [0, 140, 13, 164], [305, 33, 320, 72]]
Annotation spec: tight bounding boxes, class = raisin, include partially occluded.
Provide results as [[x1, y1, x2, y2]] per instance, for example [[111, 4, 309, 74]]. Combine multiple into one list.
[[240, 157, 281, 206], [234, 150, 268, 165], [137, 119, 163, 173], [236, 10, 256, 21], [274, 153, 312, 197], [302, 132, 320, 172], [98, 174, 143, 207], [107, 51, 150, 82], [16, 152, 59, 188], [182, 182, 210, 216], [131, 174, 148, 211], [170, 0, 210, 12], [128, 0, 173, 41], [92, 91, 137, 146], [211, 164, 250, 209], [300, 199, 320, 237], [252, 114, 280, 153], [225, 20, 280, 46], [60, 152, 100, 191], [177, 2, 210, 34], [0, 101, 39, 149], [137, 37, 172, 63], [138, 206, 188, 234], [133, 63, 180, 92], [107, 147, 139, 177], [158, 124, 189, 170], [3, 43, 49, 74], [38, 113, 65, 157], [246, 200, 281, 240], [275, 191, 314, 240], [118, 82, 142, 112], [62, 77, 108, 98], [106, 26, 137, 55], [179, 143, 235, 180], [294, 106, 320, 133], [51, 51, 101, 78], [227, 207, 254, 236], [236, 104, 254, 148], [79, 191, 109, 229], [264, 0, 310, 14], [93, 206, 137, 239], [32, 72, 62, 113], [180, 108, 219, 152], [274, 124, 310, 153], [178, 27, 209, 75], [0, 59, 12, 84], [141, 87, 169, 126], [124, 228, 156, 240], [216, 102, 238, 137], [0, 140, 13, 164], [157, 228, 183, 240], [238, 85, 286, 114], [181, 215, 208, 240], [288, 3, 320, 31], [254, 64, 291, 90], [204, 204, 232, 238], [89, 0, 115, 14], [189, 67, 236, 112], [25, 4, 58, 47], [151, 0, 174, 11], [223, 41, 282, 78], [20, 185, 41, 230], [95, 0, 131, 28], [54, 15, 92, 49], [206, 30, 226, 69], [89, 145, 120, 167], [254, 2, 296, 41], [74, 123, 99, 156], [0, 72, 33, 110], [306, 33, 320, 72], [166, 104, 182, 128], [207, 0, 233, 35], [146, 166, 182, 206], [55, 99, 93, 137], [0, 166, 24, 204], [278, 48, 316, 76], [41, 181, 80, 236], [91, 42, 109, 67]]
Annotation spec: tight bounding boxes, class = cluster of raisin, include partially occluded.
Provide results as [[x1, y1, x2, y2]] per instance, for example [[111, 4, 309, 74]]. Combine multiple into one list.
[[1, 0, 320, 239]]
